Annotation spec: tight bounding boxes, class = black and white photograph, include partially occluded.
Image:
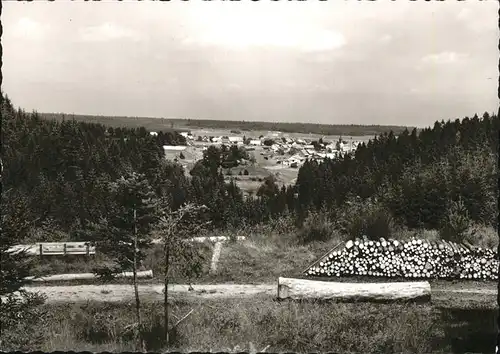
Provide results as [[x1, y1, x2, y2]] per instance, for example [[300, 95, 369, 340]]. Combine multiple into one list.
[[1, 0, 498, 352]]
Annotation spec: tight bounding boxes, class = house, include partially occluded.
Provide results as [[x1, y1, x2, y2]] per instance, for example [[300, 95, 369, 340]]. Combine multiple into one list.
[[150, 131, 158, 137], [229, 136, 243, 144], [163, 145, 187, 161], [180, 132, 189, 138], [249, 140, 262, 146], [163, 145, 187, 152]]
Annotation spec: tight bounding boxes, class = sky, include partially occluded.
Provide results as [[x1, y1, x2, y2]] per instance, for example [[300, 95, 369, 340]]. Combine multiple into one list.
[[2, 1, 498, 128]]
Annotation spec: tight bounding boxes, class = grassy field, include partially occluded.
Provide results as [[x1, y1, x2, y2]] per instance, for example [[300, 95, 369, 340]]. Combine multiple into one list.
[[7, 298, 497, 353]]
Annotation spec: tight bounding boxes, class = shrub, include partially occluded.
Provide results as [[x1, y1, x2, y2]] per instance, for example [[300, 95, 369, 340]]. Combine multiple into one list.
[[0, 291, 48, 351], [179, 152, 185, 159], [469, 224, 498, 249], [263, 139, 274, 147], [439, 197, 471, 243], [244, 169, 249, 176], [296, 211, 337, 244], [336, 197, 396, 240]]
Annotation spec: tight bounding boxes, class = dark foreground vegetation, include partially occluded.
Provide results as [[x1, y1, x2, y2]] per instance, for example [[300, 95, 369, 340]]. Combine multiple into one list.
[[1, 92, 498, 352], [4, 299, 498, 353]]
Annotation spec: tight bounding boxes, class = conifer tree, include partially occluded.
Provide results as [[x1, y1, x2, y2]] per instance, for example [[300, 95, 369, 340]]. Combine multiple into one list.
[[90, 172, 159, 351]]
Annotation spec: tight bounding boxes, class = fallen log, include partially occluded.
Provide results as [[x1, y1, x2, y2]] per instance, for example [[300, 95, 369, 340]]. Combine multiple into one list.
[[277, 277, 431, 302], [151, 236, 246, 244], [26, 270, 153, 282]]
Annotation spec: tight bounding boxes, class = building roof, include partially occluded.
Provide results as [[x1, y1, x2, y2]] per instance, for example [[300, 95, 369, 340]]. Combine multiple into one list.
[[163, 145, 187, 151]]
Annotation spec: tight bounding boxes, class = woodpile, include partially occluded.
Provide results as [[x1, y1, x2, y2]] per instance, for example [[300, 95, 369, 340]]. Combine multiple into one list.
[[305, 237, 498, 281]]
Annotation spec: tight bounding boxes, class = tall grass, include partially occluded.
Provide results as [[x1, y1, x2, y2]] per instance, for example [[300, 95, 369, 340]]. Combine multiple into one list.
[[12, 299, 464, 353]]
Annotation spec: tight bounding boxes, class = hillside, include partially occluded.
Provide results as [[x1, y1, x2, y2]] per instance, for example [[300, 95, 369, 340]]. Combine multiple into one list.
[[39, 112, 414, 137]]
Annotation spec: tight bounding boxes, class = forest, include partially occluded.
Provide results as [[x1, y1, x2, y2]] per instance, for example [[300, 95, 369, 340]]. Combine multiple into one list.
[[40, 112, 413, 137], [2, 93, 498, 246]]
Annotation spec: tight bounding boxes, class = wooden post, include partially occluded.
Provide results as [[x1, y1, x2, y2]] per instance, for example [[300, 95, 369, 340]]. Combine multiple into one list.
[[86, 243, 90, 257], [39, 244, 43, 259], [63, 243, 67, 256]]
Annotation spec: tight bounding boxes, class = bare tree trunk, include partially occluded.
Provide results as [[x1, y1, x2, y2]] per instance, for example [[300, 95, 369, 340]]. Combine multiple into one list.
[[164, 239, 170, 347], [133, 208, 146, 352]]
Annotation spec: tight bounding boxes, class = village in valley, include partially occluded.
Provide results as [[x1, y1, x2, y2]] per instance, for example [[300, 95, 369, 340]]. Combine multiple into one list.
[[159, 129, 366, 193]]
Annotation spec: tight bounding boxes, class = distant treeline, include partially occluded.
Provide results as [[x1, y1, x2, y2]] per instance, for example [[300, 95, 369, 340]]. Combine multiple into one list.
[[173, 118, 415, 137], [40, 113, 186, 134], [3, 93, 497, 245], [40, 112, 413, 137]]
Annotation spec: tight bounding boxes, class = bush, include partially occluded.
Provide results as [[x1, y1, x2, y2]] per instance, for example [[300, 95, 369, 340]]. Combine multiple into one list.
[[439, 198, 471, 243], [296, 211, 338, 244], [337, 197, 396, 240], [0, 291, 48, 351], [243, 169, 249, 176], [469, 224, 498, 249], [263, 139, 274, 147]]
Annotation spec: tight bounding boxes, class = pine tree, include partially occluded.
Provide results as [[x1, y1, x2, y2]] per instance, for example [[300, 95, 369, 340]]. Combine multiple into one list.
[[90, 172, 159, 351]]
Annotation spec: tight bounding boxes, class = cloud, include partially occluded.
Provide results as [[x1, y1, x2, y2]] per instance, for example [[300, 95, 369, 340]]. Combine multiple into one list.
[[379, 34, 393, 44], [310, 84, 331, 92], [12, 18, 49, 40], [79, 23, 143, 42], [227, 83, 241, 90], [182, 14, 345, 52], [184, 28, 345, 52], [457, 8, 471, 20], [421, 51, 468, 65]]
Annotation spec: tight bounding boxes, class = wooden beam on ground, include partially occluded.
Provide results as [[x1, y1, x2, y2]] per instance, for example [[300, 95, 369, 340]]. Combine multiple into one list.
[[277, 277, 431, 302], [151, 236, 246, 244], [25, 270, 153, 282], [209, 242, 224, 274]]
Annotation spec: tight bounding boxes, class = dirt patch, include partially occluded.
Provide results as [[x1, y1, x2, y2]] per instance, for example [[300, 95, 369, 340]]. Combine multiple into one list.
[[18, 282, 496, 309]]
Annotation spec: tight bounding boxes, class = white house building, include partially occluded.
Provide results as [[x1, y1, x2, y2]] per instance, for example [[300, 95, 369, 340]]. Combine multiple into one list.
[[229, 136, 243, 144], [163, 145, 187, 152]]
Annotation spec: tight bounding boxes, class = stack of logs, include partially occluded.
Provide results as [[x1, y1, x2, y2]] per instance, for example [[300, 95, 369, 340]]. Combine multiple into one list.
[[306, 237, 498, 281]]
